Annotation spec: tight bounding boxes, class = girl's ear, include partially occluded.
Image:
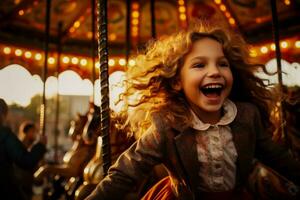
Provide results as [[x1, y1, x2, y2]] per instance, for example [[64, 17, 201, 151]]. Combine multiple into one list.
[[172, 79, 182, 91]]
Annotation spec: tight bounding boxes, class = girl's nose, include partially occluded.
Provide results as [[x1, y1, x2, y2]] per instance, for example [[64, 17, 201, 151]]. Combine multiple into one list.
[[207, 64, 221, 77]]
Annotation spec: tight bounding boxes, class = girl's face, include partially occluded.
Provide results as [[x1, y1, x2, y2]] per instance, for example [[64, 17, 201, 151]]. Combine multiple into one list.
[[178, 37, 233, 122]]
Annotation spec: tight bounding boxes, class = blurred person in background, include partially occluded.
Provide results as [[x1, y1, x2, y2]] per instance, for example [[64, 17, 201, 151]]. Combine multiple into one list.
[[19, 121, 38, 149], [0, 98, 47, 200], [14, 121, 41, 200]]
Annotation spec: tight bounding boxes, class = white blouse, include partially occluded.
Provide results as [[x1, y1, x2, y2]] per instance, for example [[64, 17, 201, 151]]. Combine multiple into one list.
[[190, 99, 238, 192]]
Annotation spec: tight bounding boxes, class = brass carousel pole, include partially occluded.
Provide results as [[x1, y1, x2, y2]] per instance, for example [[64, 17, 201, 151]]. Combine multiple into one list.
[[92, 0, 96, 102], [269, 0, 289, 147], [97, 0, 111, 175], [53, 21, 63, 163], [125, 0, 131, 64], [150, 0, 156, 39], [40, 0, 51, 136]]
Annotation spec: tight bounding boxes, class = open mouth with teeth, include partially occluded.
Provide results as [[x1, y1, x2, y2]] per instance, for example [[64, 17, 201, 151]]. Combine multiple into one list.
[[200, 83, 224, 97]]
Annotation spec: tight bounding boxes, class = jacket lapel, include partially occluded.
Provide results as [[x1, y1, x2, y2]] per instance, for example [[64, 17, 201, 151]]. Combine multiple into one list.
[[174, 127, 200, 191], [231, 106, 253, 186]]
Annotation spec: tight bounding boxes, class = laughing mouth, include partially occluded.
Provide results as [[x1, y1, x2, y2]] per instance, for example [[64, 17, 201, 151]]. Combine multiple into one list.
[[200, 83, 224, 97]]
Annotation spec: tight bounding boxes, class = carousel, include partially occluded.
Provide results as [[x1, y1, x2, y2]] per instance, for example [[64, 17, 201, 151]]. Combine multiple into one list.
[[0, 0, 300, 200]]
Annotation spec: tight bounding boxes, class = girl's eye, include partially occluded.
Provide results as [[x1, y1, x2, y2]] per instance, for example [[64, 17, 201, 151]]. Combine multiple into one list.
[[193, 63, 205, 68], [219, 62, 229, 67]]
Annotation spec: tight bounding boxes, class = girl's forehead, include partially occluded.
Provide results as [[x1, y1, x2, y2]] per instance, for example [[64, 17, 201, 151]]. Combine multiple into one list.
[[188, 38, 224, 57]]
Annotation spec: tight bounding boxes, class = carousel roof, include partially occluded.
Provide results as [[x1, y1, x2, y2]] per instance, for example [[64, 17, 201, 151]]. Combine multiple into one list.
[[0, 0, 299, 78]]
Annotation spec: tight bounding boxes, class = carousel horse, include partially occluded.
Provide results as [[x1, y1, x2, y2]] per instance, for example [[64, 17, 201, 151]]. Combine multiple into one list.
[[247, 160, 299, 200], [269, 86, 300, 161], [62, 103, 100, 199], [284, 86, 300, 160], [34, 111, 96, 200], [75, 111, 135, 200], [58, 103, 102, 200], [34, 114, 89, 179], [244, 88, 298, 200]]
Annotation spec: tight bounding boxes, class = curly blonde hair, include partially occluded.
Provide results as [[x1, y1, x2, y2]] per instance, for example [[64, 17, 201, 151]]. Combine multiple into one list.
[[120, 24, 273, 138]]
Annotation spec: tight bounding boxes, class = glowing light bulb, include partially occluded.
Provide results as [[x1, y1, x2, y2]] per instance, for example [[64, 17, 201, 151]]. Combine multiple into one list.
[[24, 51, 32, 58], [108, 59, 115, 66], [270, 44, 276, 51], [132, 3, 139, 9], [260, 46, 268, 54], [63, 56, 70, 64], [3, 47, 11, 54], [180, 14, 186, 20], [132, 11, 139, 18], [15, 49, 23, 56], [74, 21, 80, 28], [178, 0, 185, 6], [280, 41, 288, 48], [80, 59, 87, 66], [35, 53, 42, 60], [284, 0, 290, 5], [249, 49, 257, 57], [214, 0, 222, 4], [220, 4, 226, 11], [295, 41, 300, 48], [229, 18, 235, 25], [109, 33, 117, 41], [71, 57, 79, 65], [225, 12, 231, 18], [119, 58, 126, 66], [129, 59, 136, 66], [132, 19, 139, 25], [18, 10, 24, 16], [179, 6, 186, 13], [48, 57, 55, 64], [96, 61, 100, 68]]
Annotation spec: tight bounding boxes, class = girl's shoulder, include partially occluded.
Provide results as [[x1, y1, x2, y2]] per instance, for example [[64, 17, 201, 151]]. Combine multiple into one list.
[[234, 101, 261, 121], [235, 101, 258, 111], [150, 110, 172, 131]]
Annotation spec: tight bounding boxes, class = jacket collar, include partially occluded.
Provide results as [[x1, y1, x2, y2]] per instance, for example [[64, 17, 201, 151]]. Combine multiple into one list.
[[190, 99, 237, 131]]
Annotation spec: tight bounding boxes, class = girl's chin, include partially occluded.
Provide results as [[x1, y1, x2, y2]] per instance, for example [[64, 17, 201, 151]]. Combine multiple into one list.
[[188, 93, 226, 112], [201, 93, 224, 106], [203, 105, 223, 113]]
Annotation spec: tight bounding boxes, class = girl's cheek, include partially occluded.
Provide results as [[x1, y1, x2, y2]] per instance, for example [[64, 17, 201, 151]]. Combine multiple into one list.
[[193, 76, 203, 83]]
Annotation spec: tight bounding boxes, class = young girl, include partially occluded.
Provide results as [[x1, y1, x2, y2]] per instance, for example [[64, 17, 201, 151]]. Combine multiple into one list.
[[85, 24, 300, 200]]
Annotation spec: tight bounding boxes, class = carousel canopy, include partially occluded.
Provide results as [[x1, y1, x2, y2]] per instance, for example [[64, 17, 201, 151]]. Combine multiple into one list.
[[0, 0, 300, 78]]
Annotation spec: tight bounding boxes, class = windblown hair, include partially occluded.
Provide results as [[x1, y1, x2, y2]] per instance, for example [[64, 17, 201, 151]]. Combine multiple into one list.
[[121, 24, 273, 138]]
